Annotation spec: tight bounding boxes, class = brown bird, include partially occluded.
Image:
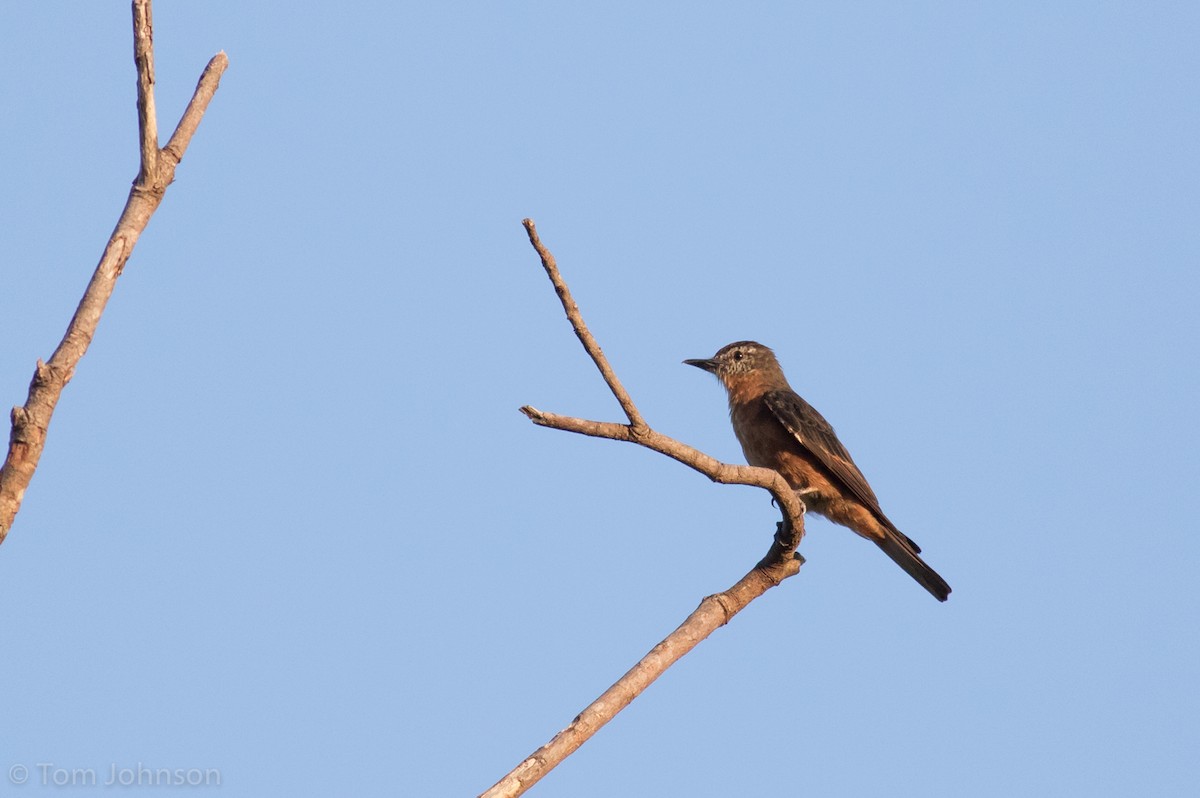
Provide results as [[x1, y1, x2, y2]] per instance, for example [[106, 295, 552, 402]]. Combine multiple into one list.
[[685, 341, 951, 601]]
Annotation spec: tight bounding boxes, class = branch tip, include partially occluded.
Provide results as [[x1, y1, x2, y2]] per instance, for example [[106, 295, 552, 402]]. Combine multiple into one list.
[[520, 221, 646, 428]]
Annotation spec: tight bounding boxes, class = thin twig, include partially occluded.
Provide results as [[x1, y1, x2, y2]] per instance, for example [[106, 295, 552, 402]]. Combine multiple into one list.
[[520, 406, 805, 520], [164, 52, 229, 164], [522, 219, 646, 430], [0, 1, 227, 545], [482, 222, 806, 797], [132, 0, 159, 182]]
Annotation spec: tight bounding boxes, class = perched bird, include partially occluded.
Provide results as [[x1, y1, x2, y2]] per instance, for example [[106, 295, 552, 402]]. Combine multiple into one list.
[[685, 341, 951, 601]]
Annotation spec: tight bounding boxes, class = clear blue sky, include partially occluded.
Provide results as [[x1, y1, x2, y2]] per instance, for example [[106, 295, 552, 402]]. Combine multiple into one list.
[[2, 2, 1197, 796]]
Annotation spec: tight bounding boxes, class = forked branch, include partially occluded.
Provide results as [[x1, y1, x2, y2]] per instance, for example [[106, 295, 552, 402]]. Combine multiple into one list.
[[0, 0, 227, 545], [480, 220, 807, 798]]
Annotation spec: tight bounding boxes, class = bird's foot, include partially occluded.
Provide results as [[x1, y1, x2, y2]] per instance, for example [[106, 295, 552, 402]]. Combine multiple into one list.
[[773, 488, 817, 511], [794, 487, 821, 513]]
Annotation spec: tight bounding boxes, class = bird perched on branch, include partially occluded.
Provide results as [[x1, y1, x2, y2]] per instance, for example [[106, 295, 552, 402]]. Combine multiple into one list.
[[685, 341, 951, 601]]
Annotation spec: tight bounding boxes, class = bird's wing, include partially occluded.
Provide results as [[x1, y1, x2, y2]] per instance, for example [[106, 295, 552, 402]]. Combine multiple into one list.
[[762, 389, 889, 523]]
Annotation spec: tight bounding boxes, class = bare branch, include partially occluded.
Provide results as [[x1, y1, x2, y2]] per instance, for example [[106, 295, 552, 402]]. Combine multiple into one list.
[[0, 1, 227, 546], [481, 541, 800, 798], [519, 405, 806, 519], [164, 52, 229, 165], [132, 0, 159, 182], [522, 219, 646, 430], [483, 222, 806, 796]]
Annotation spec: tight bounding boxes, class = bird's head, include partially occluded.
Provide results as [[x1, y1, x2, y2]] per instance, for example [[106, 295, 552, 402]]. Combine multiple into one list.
[[684, 341, 788, 395]]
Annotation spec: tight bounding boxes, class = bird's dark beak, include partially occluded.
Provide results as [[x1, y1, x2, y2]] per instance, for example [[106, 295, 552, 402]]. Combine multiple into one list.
[[683, 358, 719, 374]]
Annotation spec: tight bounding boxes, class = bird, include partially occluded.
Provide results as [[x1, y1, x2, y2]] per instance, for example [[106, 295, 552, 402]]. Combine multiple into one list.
[[684, 341, 951, 601]]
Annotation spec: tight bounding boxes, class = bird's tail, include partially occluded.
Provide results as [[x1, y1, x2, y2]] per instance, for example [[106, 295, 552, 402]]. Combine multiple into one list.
[[875, 529, 952, 602]]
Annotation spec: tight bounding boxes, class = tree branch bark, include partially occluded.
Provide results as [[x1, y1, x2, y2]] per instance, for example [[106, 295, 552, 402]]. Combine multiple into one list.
[[0, 1, 227, 546], [522, 220, 646, 430], [480, 220, 807, 797]]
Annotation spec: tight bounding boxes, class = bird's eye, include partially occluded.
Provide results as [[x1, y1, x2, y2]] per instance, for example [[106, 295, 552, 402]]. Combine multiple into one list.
[[733, 351, 744, 361]]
